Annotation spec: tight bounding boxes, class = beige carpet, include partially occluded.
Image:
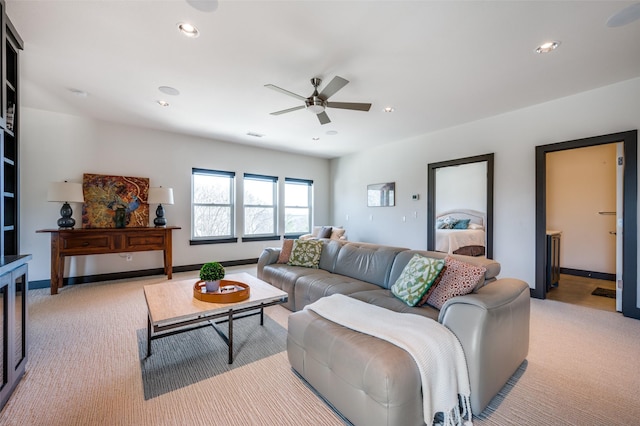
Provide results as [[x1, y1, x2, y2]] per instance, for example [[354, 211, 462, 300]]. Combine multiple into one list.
[[1, 267, 639, 425]]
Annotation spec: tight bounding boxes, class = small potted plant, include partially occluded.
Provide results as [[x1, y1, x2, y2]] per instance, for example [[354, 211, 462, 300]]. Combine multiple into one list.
[[199, 261, 225, 292]]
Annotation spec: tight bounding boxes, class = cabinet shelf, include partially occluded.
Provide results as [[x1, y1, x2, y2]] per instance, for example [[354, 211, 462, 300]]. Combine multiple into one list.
[[1, 11, 22, 260]]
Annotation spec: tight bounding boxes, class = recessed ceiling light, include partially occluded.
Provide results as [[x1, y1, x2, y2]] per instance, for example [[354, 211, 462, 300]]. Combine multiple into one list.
[[383, 107, 395, 113], [312, 137, 320, 141], [535, 41, 561, 54], [158, 86, 180, 96], [177, 22, 200, 38], [326, 130, 338, 136], [157, 100, 170, 107]]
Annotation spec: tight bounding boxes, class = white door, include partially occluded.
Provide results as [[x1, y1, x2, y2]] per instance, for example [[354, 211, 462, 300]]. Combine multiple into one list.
[[616, 142, 623, 312]]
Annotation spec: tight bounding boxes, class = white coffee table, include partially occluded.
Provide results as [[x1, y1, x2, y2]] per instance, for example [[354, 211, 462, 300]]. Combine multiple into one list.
[[143, 272, 288, 363]]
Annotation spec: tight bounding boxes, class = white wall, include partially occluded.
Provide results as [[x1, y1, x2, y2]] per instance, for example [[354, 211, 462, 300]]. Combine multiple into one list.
[[331, 77, 640, 308], [20, 107, 331, 282], [547, 144, 617, 274], [435, 161, 487, 215]]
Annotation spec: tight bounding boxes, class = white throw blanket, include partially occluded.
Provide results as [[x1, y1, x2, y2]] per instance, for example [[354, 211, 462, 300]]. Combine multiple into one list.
[[305, 294, 473, 426]]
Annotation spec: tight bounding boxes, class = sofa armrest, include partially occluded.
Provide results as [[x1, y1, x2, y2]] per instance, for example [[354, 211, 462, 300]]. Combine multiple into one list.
[[438, 278, 530, 414], [257, 247, 281, 278]]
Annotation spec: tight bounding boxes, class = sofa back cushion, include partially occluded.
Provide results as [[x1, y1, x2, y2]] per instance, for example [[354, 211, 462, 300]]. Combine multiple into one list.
[[318, 239, 344, 272], [333, 242, 408, 287], [389, 250, 500, 290]]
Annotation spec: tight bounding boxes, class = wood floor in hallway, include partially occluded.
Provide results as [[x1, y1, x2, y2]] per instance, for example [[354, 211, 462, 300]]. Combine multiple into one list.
[[545, 273, 617, 312]]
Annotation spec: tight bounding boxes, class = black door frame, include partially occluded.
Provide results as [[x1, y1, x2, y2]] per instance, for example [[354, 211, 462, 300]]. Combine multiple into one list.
[[534, 130, 639, 320]]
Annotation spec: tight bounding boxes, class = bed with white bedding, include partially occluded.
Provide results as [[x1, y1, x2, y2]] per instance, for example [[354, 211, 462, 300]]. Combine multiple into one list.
[[435, 209, 486, 256]]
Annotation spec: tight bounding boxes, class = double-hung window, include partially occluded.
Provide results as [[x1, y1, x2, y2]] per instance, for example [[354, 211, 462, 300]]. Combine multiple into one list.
[[284, 177, 312, 236], [243, 174, 277, 238], [191, 168, 236, 242]]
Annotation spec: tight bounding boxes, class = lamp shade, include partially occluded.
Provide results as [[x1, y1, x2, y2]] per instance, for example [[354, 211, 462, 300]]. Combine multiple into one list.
[[148, 187, 174, 205], [47, 182, 84, 203]]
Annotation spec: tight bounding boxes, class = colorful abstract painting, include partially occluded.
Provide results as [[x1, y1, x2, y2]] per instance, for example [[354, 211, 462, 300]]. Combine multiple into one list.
[[82, 173, 150, 228]]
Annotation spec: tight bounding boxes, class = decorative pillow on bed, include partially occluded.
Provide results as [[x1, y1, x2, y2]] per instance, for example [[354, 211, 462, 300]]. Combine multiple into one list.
[[426, 256, 486, 309], [391, 254, 446, 307], [288, 239, 323, 268], [277, 239, 294, 263], [438, 216, 458, 229], [468, 223, 484, 230], [452, 219, 470, 229]]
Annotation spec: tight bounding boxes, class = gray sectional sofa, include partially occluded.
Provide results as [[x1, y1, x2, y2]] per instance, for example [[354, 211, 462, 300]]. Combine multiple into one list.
[[257, 239, 530, 425]]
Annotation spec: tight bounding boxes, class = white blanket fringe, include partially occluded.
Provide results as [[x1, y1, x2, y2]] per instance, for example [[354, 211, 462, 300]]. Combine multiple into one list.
[[305, 294, 473, 426]]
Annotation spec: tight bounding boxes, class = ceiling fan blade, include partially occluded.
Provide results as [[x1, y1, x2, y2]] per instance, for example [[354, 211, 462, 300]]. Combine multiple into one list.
[[317, 111, 331, 125], [319, 76, 349, 100], [326, 102, 372, 111], [270, 105, 305, 115], [264, 84, 307, 101]]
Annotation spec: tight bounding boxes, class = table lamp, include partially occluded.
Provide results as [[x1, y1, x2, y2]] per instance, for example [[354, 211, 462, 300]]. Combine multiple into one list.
[[47, 181, 85, 229], [148, 187, 174, 227]]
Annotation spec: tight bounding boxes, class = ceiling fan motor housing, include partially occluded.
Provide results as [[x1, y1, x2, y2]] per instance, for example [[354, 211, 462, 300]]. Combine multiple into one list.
[[305, 96, 326, 114]]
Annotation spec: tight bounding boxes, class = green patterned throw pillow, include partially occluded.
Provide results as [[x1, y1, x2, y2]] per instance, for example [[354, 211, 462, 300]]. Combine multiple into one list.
[[288, 239, 323, 268], [391, 254, 446, 306]]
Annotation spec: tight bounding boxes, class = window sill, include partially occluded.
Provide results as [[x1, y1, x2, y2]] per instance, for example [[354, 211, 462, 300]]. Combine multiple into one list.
[[241, 236, 281, 242], [190, 238, 238, 245]]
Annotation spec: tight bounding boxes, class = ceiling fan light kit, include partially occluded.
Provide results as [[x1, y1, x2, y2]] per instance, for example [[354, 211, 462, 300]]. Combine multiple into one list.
[[265, 76, 372, 125]]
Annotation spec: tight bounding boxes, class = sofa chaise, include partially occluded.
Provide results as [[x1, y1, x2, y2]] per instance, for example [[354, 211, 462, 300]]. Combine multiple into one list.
[[257, 239, 530, 425]]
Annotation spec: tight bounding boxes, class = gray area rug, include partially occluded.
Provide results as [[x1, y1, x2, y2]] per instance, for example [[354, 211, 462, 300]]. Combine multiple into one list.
[[137, 315, 287, 400]]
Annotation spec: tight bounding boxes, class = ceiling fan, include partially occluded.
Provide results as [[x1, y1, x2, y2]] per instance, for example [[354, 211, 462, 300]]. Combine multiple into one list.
[[265, 76, 372, 125]]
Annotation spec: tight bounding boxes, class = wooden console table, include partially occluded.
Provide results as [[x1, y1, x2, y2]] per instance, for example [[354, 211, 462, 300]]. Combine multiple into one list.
[[36, 226, 180, 295]]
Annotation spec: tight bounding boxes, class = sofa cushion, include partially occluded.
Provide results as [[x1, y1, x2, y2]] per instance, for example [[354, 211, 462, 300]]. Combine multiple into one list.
[[294, 273, 380, 310], [348, 289, 440, 321], [260, 264, 330, 311], [289, 239, 323, 268], [318, 226, 333, 238], [317, 239, 344, 272], [334, 242, 408, 288], [330, 227, 346, 240], [390, 254, 445, 306], [426, 256, 486, 309], [277, 239, 294, 263]]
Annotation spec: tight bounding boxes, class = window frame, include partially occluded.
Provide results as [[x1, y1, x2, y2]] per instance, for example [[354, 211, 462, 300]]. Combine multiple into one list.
[[284, 177, 313, 237], [242, 173, 279, 241], [190, 168, 237, 245]]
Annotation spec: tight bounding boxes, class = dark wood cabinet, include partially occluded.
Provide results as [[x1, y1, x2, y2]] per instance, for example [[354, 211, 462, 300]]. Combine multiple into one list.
[[0, 255, 30, 411], [1, 2, 22, 257], [0, 3, 29, 411], [37, 227, 180, 294]]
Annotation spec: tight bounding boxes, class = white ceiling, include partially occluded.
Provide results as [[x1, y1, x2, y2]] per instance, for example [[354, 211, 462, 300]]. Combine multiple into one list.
[[6, 1, 640, 159]]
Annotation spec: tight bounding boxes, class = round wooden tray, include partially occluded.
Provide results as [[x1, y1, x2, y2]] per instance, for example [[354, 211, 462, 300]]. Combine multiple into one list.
[[193, 280, 250, 303]]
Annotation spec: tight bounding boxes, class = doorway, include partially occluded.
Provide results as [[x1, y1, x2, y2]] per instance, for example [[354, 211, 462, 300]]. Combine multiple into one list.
[[534, 130, 639, 320], [545, 144, 618, 312]]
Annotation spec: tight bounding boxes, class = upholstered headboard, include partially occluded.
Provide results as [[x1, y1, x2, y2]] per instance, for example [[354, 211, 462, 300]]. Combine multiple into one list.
[[436, 209, 485, 228]]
